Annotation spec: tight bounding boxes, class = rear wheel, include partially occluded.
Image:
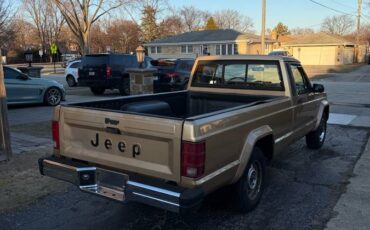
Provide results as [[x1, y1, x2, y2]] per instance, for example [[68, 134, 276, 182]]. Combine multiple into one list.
[[235, 147, 266, 213], [306, 114, 327, 149], [90, 87, 105, 95], [44, 87, 62, 106], [66, 75, 76, 87], [119, 78, 130, 96]]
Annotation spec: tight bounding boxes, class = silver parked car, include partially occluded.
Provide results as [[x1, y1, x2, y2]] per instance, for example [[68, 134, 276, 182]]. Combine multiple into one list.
[[3, 66, 66, 106]]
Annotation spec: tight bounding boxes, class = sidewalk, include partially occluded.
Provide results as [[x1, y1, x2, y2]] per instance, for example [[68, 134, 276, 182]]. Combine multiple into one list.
[[328, 113, 370, 128], [326, 137, 370, 230]]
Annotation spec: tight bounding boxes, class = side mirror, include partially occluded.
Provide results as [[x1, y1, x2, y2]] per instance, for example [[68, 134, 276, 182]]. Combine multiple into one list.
[[312, 83, 324, 93]]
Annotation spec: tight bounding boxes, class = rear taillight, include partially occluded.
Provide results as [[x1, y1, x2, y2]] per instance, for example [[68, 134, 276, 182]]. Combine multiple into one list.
[[181, 141, 206, 178], [106, 66, 112, 78], [165, 72, 179, 78], [52, 121, 60, 150]]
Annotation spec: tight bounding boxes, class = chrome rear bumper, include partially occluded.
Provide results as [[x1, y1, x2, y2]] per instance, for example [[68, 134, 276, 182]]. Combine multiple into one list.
[[38, 156, 203, 213]]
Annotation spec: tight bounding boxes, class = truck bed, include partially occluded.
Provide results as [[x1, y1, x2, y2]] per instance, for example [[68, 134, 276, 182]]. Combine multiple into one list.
[[68, 91, 283, 119]]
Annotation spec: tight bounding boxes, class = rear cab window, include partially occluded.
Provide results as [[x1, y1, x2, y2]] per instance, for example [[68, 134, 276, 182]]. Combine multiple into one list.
[[192, 60, 284, 91]]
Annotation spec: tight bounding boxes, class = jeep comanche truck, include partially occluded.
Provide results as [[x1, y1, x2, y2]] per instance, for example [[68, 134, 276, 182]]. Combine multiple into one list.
[[39, 55, 329, 213]]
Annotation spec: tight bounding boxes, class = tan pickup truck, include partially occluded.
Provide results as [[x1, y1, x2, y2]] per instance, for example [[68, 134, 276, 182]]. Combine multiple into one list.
[[39, 55, 329, 213]]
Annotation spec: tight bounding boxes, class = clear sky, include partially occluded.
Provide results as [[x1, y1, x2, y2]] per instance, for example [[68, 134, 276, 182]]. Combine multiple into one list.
[[168, 0, 366, 33]]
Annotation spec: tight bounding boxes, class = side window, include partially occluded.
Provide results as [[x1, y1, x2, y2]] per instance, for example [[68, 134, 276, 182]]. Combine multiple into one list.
[[4, 68, 19, 79], [70, 62, 80, 68], [224, 64, 246, 82], [290, 65, 310, 95]]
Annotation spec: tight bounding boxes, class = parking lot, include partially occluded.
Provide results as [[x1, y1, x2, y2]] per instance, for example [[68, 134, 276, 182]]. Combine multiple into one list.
[[1, 65, 370, 230]]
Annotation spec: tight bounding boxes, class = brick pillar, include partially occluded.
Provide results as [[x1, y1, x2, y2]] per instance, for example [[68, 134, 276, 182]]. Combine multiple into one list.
[[127, 68, 156, 95]]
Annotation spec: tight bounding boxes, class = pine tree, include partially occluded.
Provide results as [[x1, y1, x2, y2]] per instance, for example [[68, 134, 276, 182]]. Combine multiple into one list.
[[205, 17, 219, 30], [273, 22, 289, 36], [141, 6, 159, 42]]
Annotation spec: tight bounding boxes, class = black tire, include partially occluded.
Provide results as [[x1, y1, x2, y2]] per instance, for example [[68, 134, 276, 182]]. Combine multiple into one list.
[[235, 147, 266, 213], [66, 75, 76, 87], [90, 87, 105, 95], [44, 87, 62, 106], [119, 78, 130, 96], [306, 115, 327, 149]]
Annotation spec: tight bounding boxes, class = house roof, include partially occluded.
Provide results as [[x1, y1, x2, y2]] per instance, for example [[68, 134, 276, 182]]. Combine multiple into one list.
[[281, 32, 353, 46], [146, 29, 264, 45]]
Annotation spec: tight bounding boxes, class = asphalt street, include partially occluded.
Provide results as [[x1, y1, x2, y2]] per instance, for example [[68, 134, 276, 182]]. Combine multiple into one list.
[[2, 65, 370, 230]]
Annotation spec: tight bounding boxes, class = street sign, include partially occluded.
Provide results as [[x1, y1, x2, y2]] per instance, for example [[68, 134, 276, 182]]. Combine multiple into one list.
[[51, 43, 58, 54]]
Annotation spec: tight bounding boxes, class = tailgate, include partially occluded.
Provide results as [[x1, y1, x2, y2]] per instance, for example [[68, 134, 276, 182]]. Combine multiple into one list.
[[59, 106, 184, 182]]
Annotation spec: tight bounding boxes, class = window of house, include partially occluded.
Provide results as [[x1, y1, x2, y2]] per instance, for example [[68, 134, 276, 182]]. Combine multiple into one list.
[[227, 44, 233, 55], [150, 46, 156, 54], [187, 45, 193, 53], [150, 46, 162, 54], [234, 44, 239, 55], [221, 44, 227, 55], [156, 46, 162, 53], [181, 45, 187, 53], [216, 45, 221, 55]]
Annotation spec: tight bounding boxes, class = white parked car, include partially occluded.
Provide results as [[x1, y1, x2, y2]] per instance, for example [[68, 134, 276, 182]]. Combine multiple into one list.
[[65, 60, 80, 87]]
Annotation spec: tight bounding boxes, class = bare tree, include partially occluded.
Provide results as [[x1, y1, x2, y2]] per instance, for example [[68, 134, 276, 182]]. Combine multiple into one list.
[[24, 0, 65, 61], [321, 14, 354, 36], [159, 15, 184, 37], [51, 0, 129, 54], [213, 9, 254, 33], [179, 6, 206, 32], [0, 0, 15, 50], [106, 20, 140, 53], [290, 27, 315, 35]]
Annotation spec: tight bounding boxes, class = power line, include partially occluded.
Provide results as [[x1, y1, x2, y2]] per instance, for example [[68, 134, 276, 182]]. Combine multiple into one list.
[[328, 0, 356, 11], [308, 0, 356, 16]]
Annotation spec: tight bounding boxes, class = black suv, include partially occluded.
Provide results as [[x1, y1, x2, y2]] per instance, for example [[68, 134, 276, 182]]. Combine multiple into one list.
[[78, 53, 151, 95]]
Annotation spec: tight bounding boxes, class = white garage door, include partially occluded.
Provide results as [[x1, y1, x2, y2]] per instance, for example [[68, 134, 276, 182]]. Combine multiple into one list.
[[292, 46, 336, 65]]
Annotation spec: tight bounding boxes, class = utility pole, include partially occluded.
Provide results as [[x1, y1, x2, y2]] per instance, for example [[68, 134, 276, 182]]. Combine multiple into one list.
[[0, 49, 12, 162], [261, 0, 266, 55], [355, 0, 362, 63], [357, 0, 362, 46]]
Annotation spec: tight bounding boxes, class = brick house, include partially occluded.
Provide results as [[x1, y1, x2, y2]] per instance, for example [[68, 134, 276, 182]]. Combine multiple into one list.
[[145, 29, 274, 59]]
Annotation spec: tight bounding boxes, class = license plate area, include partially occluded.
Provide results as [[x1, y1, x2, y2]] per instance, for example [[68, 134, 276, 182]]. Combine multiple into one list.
[[79, 168, 128, 202], [89, 71, 95, 76]]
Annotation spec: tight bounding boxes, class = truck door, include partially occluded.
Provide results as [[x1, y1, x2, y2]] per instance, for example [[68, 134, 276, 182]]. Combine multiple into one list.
[[288, 64, 318, 135]]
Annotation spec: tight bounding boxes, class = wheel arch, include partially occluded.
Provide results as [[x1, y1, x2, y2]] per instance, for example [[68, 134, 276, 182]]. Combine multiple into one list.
[[314, 100, 330, 129], [231, 125, 274, 184]]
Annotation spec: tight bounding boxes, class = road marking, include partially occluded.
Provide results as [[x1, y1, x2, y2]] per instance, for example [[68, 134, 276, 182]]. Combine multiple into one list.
[[328, 113, 357, 125]]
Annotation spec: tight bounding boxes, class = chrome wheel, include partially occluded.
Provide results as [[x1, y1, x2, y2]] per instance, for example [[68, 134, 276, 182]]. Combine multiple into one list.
[[247, 160, 262, 201], [319, 118, 327, 143], [46, 88, 61, 106]]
